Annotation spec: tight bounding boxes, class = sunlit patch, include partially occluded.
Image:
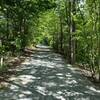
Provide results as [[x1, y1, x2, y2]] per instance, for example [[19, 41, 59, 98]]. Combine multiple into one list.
[[10, 75, 35, 85], [59, 84, 66, 87], [65, 74, 72, 77], [36, 86, 47, 95], [42, 82, 57, 87], [55, 58, 62, 61], [57, 64, 64, 67], [67, 66, 78, 73], [30, 69, 37, 74], [67, 77, 72, 80], [47, 65, 55, 68], [31, 59, 51, 66], [55, 96, 66, 100], [18, 75, 35, 85], [67, 64, 72, 67], [19, 98, 33, 100], [57, 91, 62, 94], [10, 85, 19, 92], [9, 77, 17, 81], [66, 91, 83, 97], [18, 75, 36, 79], [29, 58, 59, 69], [53, 93, 66, 100], [22, 91, 32, 95], [56, 73, 63, 76], [19, 94, 25, 98], [65, 80, 77, 84], [22, 61, 30, 65], [58, 76, 64, 79], [86, 86, 100, 93], [58, 90, 83, 97]]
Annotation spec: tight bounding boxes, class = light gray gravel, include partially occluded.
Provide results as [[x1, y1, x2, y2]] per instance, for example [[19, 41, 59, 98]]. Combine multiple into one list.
[[0, 47, 100, 100]]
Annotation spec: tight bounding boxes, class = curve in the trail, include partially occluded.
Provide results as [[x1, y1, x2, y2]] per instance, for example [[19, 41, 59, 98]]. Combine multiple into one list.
[[0, 47, 100, 100]]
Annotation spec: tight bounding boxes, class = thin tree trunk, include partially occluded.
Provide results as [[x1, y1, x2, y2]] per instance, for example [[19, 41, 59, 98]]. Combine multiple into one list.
[[98, 0, 100, 80], [71, 0, 76, 64], [59, 16, 63, 53], [67, 0, 72, 64], [6, 8, 9, 40]]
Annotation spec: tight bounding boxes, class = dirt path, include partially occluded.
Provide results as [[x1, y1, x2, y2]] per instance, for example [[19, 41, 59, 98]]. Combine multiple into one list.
[[0, 46, 100, 100]]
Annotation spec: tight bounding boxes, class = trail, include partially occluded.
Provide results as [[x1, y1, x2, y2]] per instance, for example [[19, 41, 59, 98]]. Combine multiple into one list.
[[0, 46, 100, 100]]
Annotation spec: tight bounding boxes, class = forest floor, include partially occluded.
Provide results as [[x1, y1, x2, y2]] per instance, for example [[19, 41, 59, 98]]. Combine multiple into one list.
[[0, 46, 100, 100]]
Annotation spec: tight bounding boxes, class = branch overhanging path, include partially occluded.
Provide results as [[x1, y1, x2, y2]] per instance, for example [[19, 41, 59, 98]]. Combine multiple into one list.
[[0, 46, 100, 100]]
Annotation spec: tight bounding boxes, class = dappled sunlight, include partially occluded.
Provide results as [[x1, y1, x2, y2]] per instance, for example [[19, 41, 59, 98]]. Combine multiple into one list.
[[56, 73, 63, 76], [0, 49, 100, 100], [66, 64, 72, 67], [9, 75, 35, 85], [10, 85, 19, 92], [22, 58, 56, 69], [65, 80, 77, 84], [19, 98, 33, 100], [35, 86, 47, 96], [52, 94, 66, 100], [86, 86, 100, 93], [42, 82, 57, 87], [52, 91, 83, 99], [18, 75, 35, 85], [65, 73, 72, 77]]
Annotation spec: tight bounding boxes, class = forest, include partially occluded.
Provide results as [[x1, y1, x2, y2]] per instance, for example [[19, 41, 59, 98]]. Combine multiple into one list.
[[0, 0, 100, 85]]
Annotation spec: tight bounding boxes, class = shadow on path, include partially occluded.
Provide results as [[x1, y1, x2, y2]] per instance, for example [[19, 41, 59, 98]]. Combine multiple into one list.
[[0, 47, 100, 100]]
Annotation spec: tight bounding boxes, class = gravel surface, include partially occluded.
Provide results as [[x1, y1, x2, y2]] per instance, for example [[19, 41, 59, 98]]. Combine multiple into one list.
[[0, 46, 100, 100]]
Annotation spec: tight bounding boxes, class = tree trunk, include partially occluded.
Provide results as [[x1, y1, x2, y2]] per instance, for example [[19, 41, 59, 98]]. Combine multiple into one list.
[[59, 16, 63, 53], [71, 0, 76, 64], [98, 0, 100, 80], [67, 0, 72, 64], [67, 0, 76, 64]]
